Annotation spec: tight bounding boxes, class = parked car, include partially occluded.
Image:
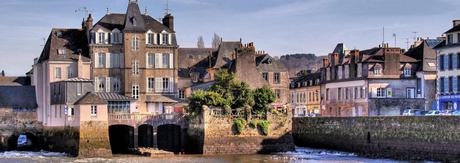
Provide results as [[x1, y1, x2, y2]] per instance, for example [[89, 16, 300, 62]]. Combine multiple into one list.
[[425, 110, 440, 116], [440, 110, 453, 116], [402, 109, 417, 116], [452, 110, 460, 116], [415, 110, 428, 116], [17, 134, 32, 148]]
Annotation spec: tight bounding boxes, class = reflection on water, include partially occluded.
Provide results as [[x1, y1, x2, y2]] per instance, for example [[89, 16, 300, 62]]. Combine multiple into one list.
[[0, 147, 412, 163]]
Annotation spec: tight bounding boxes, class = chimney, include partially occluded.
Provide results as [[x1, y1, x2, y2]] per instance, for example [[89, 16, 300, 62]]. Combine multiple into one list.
[[331, 53, 340, 65], [323, 58, 329, 68], [453, 20, 460, 27], [350, 50, 360, 63], [1, 70, 4, 77], [86, 14, 93, 30], [163, 14, 174, 31]]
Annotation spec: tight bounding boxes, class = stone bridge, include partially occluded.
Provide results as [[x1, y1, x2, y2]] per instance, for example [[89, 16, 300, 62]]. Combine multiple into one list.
[[107, 113, 187, 153]]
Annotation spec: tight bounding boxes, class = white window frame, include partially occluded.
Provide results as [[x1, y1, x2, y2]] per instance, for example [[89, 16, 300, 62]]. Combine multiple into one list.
[[147, 78, 155, 92], [90, 105, 97, 117], [132, 35, 139, 51], [147, 53, 155, 68], [404, 67, 411, 77], [132, 60, 139, 75], [98, 32, 106, 44], [132, 84, 139, 99], [55, 67, 61, 79]]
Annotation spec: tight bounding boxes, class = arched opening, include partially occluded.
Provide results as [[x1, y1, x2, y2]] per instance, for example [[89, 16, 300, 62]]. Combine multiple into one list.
[[7, 132, 38, 151], [109, 125, 134, 154], [138, 124, 153, 148], [157, 124, 182, 153]]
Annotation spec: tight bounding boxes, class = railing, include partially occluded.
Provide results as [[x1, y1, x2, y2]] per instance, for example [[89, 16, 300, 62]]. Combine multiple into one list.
[[108, 112, 184, 125]]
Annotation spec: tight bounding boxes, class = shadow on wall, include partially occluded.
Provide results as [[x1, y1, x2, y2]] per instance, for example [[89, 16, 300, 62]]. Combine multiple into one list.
[[259, 133, 295, 154], [109, 125, 134, 154]]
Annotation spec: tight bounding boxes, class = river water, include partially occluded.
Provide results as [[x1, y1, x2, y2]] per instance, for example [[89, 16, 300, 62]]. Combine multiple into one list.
[[0, 147, 425, 163]]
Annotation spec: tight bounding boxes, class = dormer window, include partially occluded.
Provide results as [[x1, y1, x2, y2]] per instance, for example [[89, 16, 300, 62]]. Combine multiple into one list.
[[374, 64, 382, 75], [404, 65, 412, 77], [112, 29, 122, 44], [162, 33, 169, 45], [146, 31, 157, 45], [58, 48, 66, 55], [98, 32, 106, 44], [447, 34, 453, 45], [131, 17, 137, 26]]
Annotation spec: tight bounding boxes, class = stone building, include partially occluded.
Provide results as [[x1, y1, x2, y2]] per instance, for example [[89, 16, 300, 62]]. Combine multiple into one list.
[[87, 1, 179, 114], [289, 71, 321, 117], [321, 43, 425, 116], [434, 20, 460, 110], [178, 42, 290, 109]]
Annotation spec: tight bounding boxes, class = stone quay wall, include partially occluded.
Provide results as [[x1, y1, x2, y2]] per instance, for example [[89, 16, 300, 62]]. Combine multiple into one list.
[[78, 121, 112, 157], [293, 116, 460, 161], [187, 107, 295, 155]]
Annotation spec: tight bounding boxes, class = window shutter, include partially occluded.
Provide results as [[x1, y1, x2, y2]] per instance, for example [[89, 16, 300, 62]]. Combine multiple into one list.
[[91, 32, 96, 44], [94, 77, 99, 92], [155, 77, 162, 92], [106, 53, 111, 68], [169, 78, 174, 92], [94, 53, 99, 68], [168, 33, 172, 45], [154, 33, 158, 45], [386, 88, 392, 97], [169, 53, 173, 68], [106, 77, 111, 92], [145, 33, 149, 44], [145, 53, 149, 68], [159, 33, 163, 45], [155, 53, 161, 68], [120, 53, 124, 68]]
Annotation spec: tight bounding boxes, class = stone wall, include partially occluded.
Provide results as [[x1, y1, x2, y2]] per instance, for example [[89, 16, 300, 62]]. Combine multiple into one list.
[[79, 121, 112, 157], [368, 98, 425, 116], [187, 108, 295, 154], [293, 117, 460, 161]]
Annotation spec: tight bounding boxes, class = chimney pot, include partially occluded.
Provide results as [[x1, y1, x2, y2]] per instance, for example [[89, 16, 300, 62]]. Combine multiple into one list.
[[454, 20, 460, 27]]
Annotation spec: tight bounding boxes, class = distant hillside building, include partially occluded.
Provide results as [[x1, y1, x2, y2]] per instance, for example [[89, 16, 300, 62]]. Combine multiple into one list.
[[289, 71, 321, 117]]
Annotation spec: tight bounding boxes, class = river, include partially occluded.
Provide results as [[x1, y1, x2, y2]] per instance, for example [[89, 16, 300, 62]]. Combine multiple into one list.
[[0, 147, 428, 163]]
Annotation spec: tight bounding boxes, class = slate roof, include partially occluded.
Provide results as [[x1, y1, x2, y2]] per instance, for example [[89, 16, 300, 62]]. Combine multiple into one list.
[[213, 41, 241, 68], [94, 92, 134, 102], [191, 81, 216, 91], [123, 1, 146, 32], [178, 48, 214, 69], [37, 28, 90, 63], [74, 92, 107, 105], [445, 24, 460, 33], [290, 72, 321, 89], [0, 77, 31, 86], [0, 86, 37, 108], [256, 54, 288, 72], [404, 39, 440, 72]]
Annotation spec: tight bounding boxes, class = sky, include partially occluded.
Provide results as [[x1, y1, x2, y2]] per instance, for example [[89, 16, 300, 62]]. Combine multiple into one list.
[[1, 0, 460, 76]]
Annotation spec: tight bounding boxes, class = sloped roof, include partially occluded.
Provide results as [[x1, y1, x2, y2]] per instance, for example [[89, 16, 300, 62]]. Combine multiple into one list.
[[256, 55, 288, 72], [74, 92, 107, 105], [37, 28, 90, 63], [94, 14, 173, 33], [178, 48, 214, 69], [0, 77, 31, 86], [191, 81, 216, 91], [213, 41, 241, 68], [0, 86, 37, 108], [94, 92, 134, 102], [445, 25, 460, 33], [123, 1, 146, 32]]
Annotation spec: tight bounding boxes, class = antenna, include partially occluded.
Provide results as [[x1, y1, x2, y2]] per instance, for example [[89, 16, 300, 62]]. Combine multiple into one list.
[[40, 38, 46, 47], [164, 0, 171, 15], [393, 33, 397, 47], [75, 7, 91, 18], [404, 38, 410, 50], [382, 26, 385, 47], [412, 31, 418, 42], [144, 8, 148, 15]]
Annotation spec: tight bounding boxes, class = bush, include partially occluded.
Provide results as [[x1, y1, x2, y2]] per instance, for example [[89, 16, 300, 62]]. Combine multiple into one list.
[[253, 87, 276, 115], [249, 120, 258, 128], [233, 118, 247, 135], [257, 120, 270, 136]]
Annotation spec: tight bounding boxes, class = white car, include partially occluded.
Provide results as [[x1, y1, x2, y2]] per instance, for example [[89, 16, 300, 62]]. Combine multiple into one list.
[[402, 109, 417, 116], [425, 110, 440, 116]]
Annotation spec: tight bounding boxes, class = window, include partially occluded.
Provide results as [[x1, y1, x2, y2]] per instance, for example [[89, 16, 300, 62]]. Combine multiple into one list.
[[458, 33, 460, 43], [162, 33, 169, 45], [162, 53, 170, 68], [97, 77, 105, 92], [449, 54, 453, 70], [112, 31, 121, 44], [147, 53, 155, 68], [440, 77, 445, 94], [163, 78, 170, 91], [360, 87, 365, 99], [449, 76, 454, 93], [377, 88, 386, 98], [406, 88, 415, 98], [447, 34, 453, 45], [179, 90, 185, 99], [262, 72, 268, 81], [76, 83, 82, 96], [58, 48, 66, 55], [403, 67, 411, 77], [67, 66, 72, 78], [354, 87, 358, 99], [326, 88, 329, 101], [132, 36, 139, 51], [55, 67, 61, 79], [345, 88, 349, 100], [132, 60, 139, 75], [97, 53, 106, 68], [373, 65, 382, 75], [417, 78, 422, 95], [98, 32, 106, 44], [338, 88, 342, 100], [147, 33, 155, 45], [112, 78, 121, 92], [458, 53, 460, 69], [274, 73, 280, 84], [147, 78, 155, 92], [386, 88, 392, 97], [275, 89, 281, 99], [110, 53, 121, 68], [90, 105, 97, 117], [132, 85, 139, 99], [458, 76, 460, 94], [439, 55, 445, 71]]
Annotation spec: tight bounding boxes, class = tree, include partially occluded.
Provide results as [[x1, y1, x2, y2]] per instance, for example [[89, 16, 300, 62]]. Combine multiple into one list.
[[212, 33, 221, 49], [197, 36, 205, 48], [187, 90, 230, 115], [210, 70, 254, 110], [253, 86, 276, 115]]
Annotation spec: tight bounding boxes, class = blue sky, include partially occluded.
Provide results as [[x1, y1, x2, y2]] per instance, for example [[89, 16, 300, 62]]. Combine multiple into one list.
[[1, 0, 460, 76]]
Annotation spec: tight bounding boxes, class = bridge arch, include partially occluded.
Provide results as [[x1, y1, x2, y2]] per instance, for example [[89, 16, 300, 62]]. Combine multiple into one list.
[[138, 124, 154, 148], [157, 124, 182, 153], [109, 124, 134, 154]]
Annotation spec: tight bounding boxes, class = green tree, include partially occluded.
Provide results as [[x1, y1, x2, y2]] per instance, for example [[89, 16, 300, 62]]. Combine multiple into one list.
[[187, 90, 230, 115], [210, 70, 254, 110], [253, 86, 276, 115]]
